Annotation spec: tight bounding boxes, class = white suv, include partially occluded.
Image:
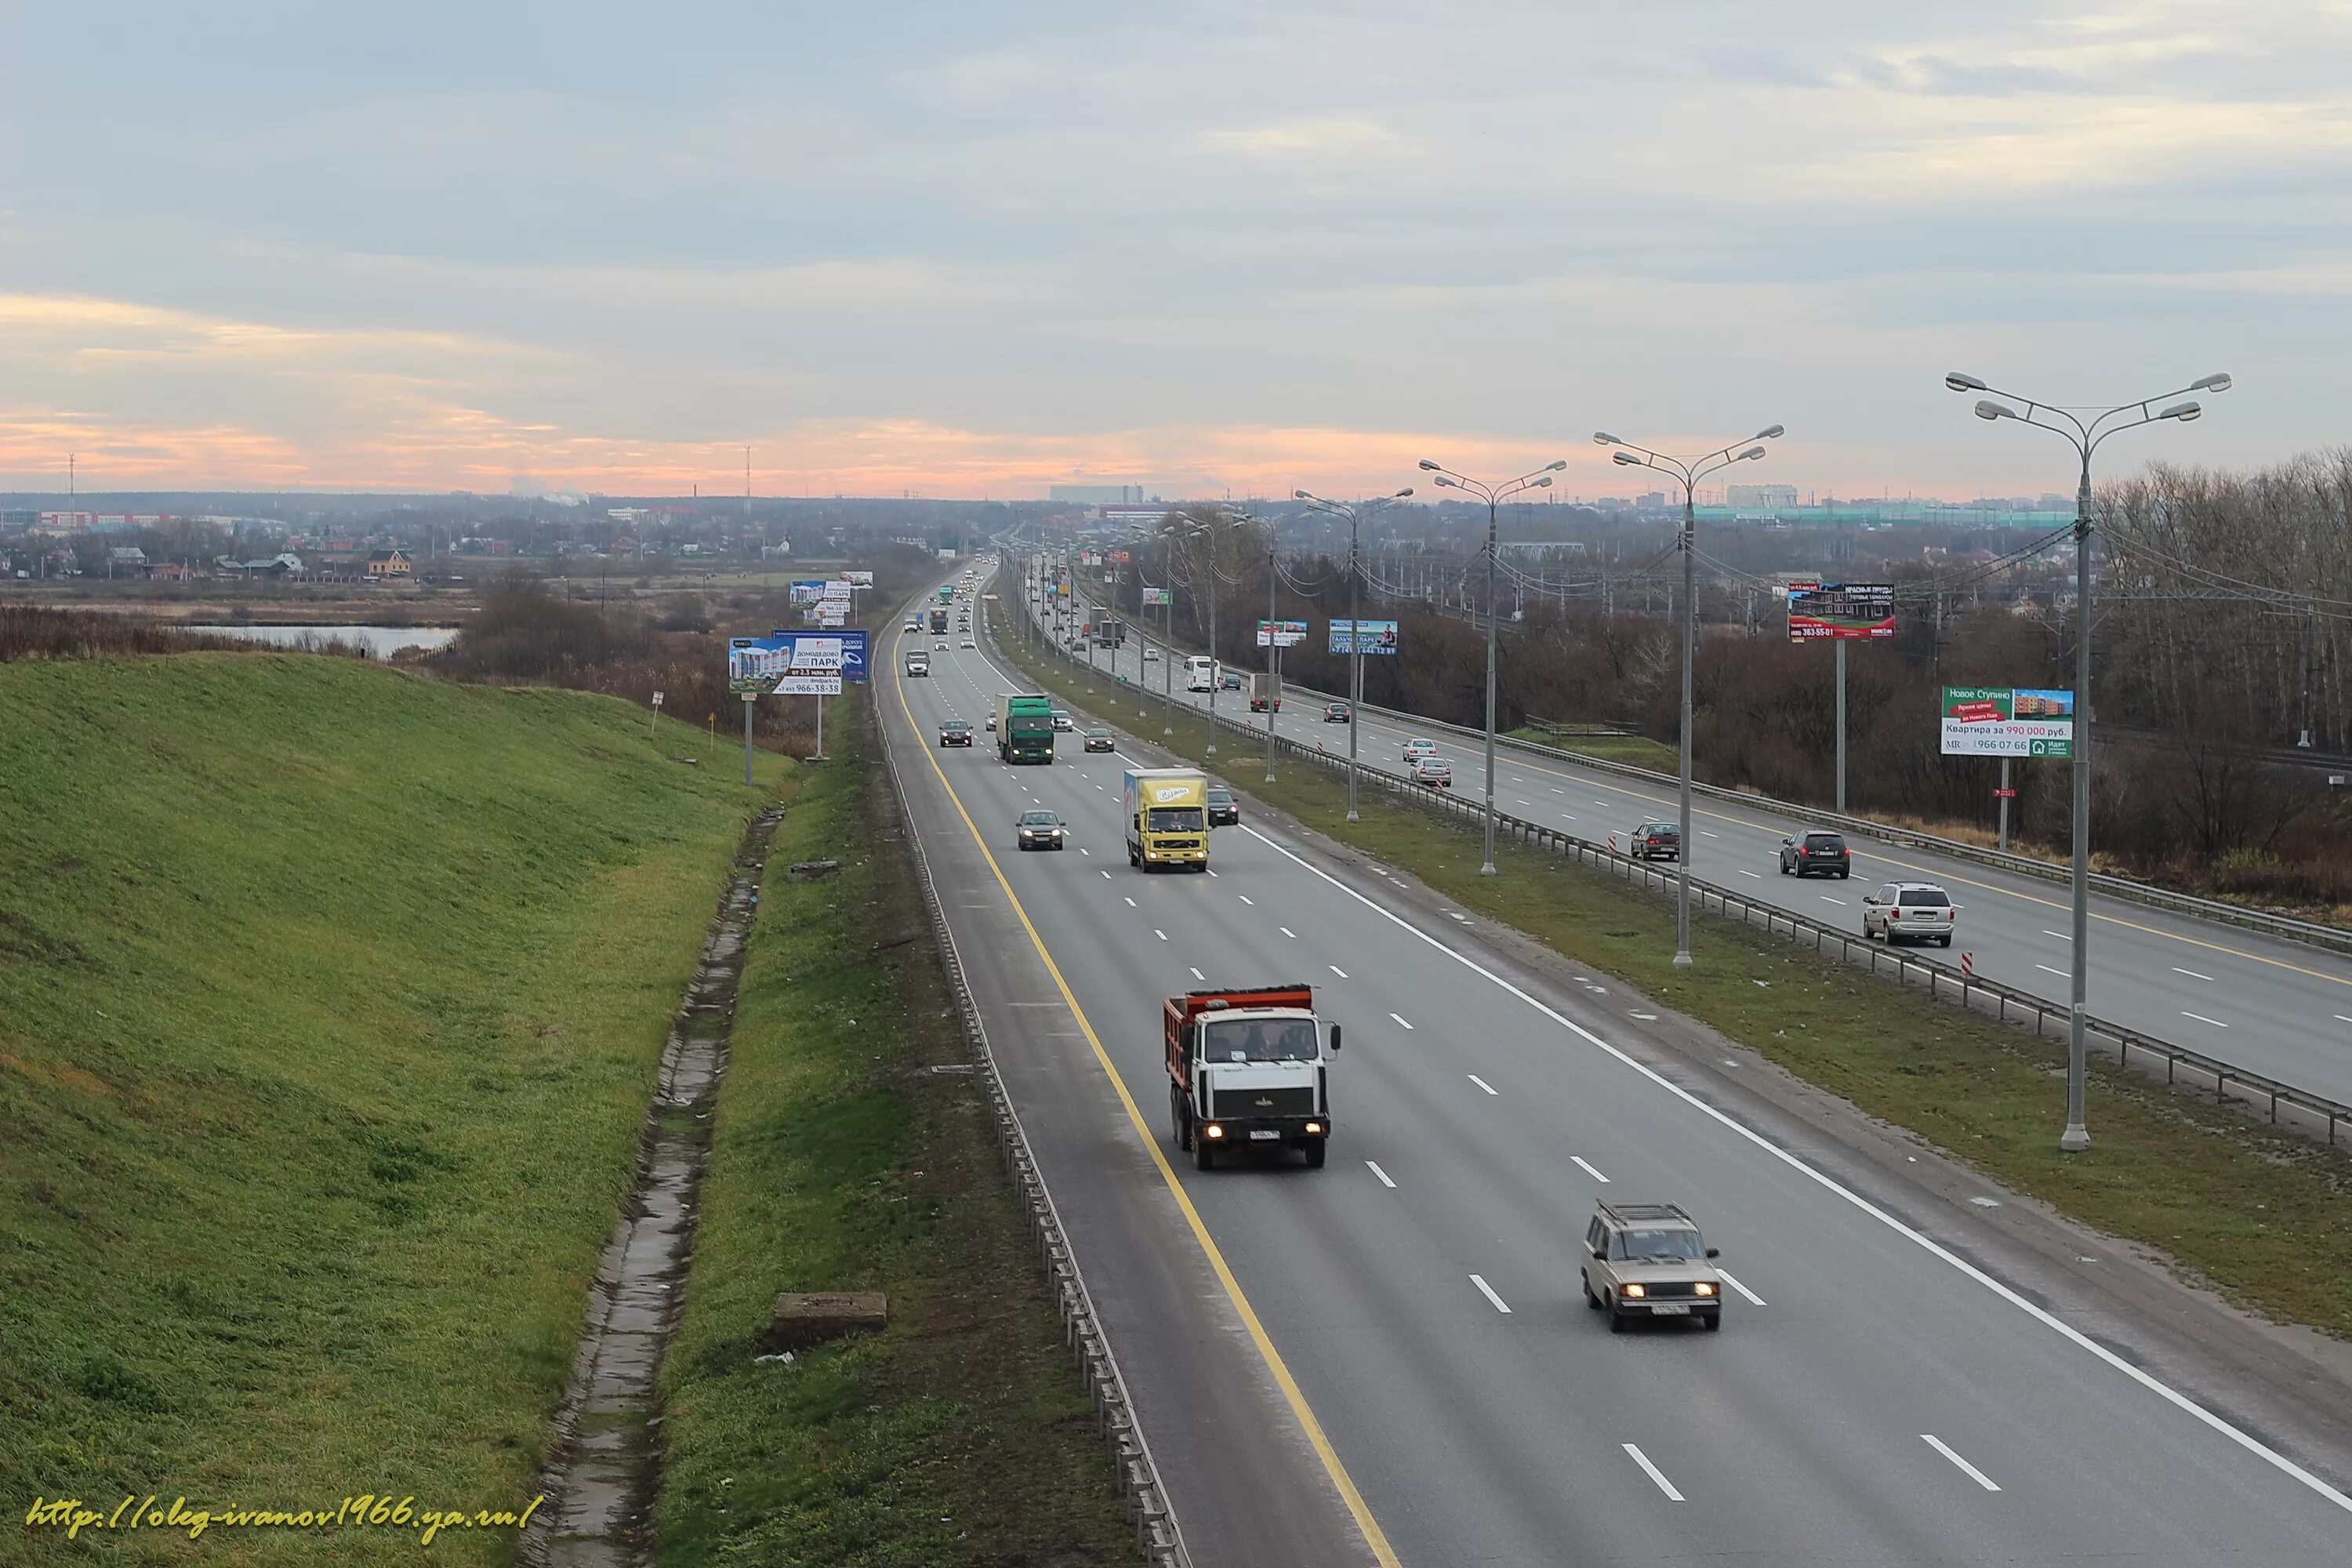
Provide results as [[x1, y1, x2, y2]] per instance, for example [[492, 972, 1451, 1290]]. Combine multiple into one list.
[[1863, 882, 1958, 946]]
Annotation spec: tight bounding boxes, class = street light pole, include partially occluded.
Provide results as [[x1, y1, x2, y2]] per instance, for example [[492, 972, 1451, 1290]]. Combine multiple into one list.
[[1595, 424, 1785, 965], [1414, 462, 1565, 874], [1944, 368, 2229, 1152], [1295, 488, 1412, 822]]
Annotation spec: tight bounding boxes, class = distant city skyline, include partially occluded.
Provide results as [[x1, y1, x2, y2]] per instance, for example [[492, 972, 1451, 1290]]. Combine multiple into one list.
[[5, 3, 2341, 499]]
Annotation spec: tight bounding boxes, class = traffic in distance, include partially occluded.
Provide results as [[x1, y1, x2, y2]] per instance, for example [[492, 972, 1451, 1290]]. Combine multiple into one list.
[[884, 560, 2352, 1563]]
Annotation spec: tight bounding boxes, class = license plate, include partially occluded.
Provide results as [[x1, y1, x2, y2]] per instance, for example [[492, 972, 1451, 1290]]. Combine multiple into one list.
[[1248, 1130, 1281, 1141], [1650, 1303, 1691, 1316]]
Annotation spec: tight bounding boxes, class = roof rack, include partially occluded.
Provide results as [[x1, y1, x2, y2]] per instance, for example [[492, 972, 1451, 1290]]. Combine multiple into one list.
[[1597, 1200, 1693, 1225]]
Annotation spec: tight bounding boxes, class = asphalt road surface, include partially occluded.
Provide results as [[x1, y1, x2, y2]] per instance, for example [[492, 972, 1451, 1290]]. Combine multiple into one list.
[[883, 579, 2352, 1566], [1014, 571, 2352, 1109]]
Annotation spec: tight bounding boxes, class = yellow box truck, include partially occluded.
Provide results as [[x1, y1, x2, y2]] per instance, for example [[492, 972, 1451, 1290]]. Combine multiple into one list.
[[1123, 768, 1210, 871]]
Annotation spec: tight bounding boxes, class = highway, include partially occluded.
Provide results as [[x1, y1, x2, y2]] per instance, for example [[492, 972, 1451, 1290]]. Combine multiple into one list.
[[1023, 568, 2352, 1109], [882, 576, 2352, 1566]]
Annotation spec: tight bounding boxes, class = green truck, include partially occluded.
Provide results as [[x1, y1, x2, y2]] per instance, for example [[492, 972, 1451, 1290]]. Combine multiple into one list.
[[995, 692, 1055, 764]]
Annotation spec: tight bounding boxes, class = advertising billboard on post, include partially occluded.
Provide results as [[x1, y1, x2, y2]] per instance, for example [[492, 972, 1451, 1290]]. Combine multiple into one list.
[[1257, 619, 1310, 648], [841, 570, 874, 586], [1940, 687, 2074, 757], [1328, 619, 1400, 655], [789, 579, 828, 604], [1142, 586, 1171, 607], [1788, 583, 1896, 641], [728, 631, 870, 695]]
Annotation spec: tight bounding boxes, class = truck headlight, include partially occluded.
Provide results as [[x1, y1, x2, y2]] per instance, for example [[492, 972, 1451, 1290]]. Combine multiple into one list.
[[1304, 1122, 1323, 1134], [1621, 1283, 1646, 1298], [1203, 1123, 1225, 1140], [1694, 1282, 1716, 1297]]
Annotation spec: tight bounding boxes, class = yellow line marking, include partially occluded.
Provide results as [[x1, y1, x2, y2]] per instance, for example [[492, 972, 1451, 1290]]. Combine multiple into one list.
[[891, 655, 1401, 1568]]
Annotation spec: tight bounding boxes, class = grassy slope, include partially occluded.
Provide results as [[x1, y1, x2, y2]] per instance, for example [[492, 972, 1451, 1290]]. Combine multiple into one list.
[[1002, 630, 2352, 1341], [1504, 727, 1683, 772], [0, 652, 789, 1565], [652, 693, 1130, 1568]]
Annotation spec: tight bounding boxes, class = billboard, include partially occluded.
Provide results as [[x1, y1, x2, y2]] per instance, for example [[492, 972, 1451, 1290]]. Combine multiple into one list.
[[1328, 619, 1400, 655], [1258, 619, 1310, 648], [1788, 582, 1896, 641], [1940, 687, 2074, 757], [1142, 586, 1171, 607], [841, 570, 874, 586], [789, 579, 828, 604], [728, 631, 870, 695]]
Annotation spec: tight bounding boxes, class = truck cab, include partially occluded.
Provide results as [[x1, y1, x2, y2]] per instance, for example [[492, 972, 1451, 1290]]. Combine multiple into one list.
[[1165, 985, 1338, 1169]]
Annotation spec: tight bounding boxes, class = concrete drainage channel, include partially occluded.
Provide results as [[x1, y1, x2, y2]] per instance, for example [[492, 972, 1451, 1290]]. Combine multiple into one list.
[[873, 669, 1191, 1568], [524, 805, 783, 1568]]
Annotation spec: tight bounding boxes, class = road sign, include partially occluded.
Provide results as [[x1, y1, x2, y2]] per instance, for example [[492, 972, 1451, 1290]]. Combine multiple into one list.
[[1992, 787, 2018, 798], [1788, 583, 1895, 641], [1940, 686, 2073, 758]]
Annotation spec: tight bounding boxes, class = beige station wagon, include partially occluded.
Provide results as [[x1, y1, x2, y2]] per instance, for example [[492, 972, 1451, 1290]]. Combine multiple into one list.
[[1580, 1200, 1726, 1334]]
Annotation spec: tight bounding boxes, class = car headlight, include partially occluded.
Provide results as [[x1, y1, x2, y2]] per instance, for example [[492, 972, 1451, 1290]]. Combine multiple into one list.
[[1621, 1283, 1646, 1298], [1694, 1282, 1716, 1297]]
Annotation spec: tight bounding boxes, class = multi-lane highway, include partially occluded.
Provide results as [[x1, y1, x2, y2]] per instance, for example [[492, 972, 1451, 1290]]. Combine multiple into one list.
[[882, 575, 2352, 1566], [1025, 569, 2352, 1109]]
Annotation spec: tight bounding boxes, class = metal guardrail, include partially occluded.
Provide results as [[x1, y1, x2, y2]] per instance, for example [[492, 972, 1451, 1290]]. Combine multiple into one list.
[[1055, 583, 2352, 958], [1006, 597, 2352, 1152], [874, 648, 1189, 1568]]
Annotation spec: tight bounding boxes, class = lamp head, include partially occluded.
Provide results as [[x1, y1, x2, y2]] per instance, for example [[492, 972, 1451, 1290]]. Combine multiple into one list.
[[1738, 446, 1767, 461], [1393, 487, 1414, 499], [1973, 399, 2014, 422], [2161, 401, 2202, 423], [1945, 372, 1987, 393], [1293, 489, 1311, 500], [1417, 459, 1441, 471], [1433, 475, 1456, 488], [1612, 451, 1642, 466], [1592, 431, 1619, 446], [1544, 459, 1567, 471], [1755, 424, 1784, 440], [2193, 372, 2232, 393]]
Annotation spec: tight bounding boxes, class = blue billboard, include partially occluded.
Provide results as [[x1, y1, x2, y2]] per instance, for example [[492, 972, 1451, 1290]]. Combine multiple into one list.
[[728, 630, 869, 695], [1328, 619, 1399, 655]]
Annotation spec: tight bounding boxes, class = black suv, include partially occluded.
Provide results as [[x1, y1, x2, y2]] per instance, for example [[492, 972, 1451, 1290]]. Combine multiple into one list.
[[1780, 829, 1851, 878], [1630, 821, 1680, 862], [1205, 784, 1239, 826]]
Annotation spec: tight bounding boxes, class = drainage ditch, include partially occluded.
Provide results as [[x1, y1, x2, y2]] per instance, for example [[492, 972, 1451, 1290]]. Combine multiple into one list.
[[524, 805, 782, 1568]]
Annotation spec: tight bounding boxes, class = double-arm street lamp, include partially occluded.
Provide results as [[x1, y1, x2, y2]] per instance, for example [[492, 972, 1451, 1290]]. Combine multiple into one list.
[[1944, 368, 2230, 1152], [1296, 487, 1414, 821], [1593, 424, 1784, 967], [1414, 459, 1565, 874]]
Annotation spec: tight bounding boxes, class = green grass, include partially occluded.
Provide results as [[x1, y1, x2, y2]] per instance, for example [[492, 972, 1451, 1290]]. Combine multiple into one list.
[[1003, 633, 2352, 1341], [652, 692, 1131, 1568], [1505, 727, 1682, 771], [0, 652, 791, 1566]]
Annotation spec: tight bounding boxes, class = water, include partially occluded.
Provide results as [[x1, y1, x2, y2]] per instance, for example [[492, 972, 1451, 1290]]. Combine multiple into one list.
[[180, 623, 459, 659]]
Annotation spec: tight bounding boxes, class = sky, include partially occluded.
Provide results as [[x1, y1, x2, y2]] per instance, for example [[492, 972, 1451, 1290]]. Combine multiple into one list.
[[3, 2, 2348, 502]]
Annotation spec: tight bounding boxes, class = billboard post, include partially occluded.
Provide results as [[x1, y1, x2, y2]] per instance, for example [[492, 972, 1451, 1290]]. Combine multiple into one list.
[[743, 694, 755, 786], [1838, 641, 1847, 811]]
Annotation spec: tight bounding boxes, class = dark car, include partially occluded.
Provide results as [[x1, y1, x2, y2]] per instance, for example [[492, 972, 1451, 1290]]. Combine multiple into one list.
[[938, 719, 975, 748], [1221, 672, 1242, 691], [1015, 808, 1066, 851], [1205, 784, 1239, 826], [1083, 726, 1115, 753], [1630, 820, 1680, 861], [1780, 829, 1852, 878], [1323, 702, 1352, 723]]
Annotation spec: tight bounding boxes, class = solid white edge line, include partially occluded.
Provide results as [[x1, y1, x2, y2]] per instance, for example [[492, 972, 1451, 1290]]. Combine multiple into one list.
[[1467, 1073, 1498, 1096], [1231, 822, 2352, 1517], [1715, 1268, 1765, 1306], [1365, 1160, 1396, 1189], [1569, 1155, 1610, 1183], [1468, 1273, 1512, 1314], [1922, 1434, 2002, 1492], [1621, 1443, 1685, 1502]]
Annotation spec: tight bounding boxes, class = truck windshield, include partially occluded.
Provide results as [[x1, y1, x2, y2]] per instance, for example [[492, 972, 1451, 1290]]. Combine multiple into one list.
[[1146, 807, 1204, 833], [1201, 1018, 1318, 1062]]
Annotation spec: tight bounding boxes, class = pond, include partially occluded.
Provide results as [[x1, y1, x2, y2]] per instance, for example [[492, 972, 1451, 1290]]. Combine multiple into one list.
[[179, 624, 461, 660]]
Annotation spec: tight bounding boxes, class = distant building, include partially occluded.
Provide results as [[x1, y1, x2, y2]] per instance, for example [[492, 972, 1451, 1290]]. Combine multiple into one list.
[[365, 549, 414, 580], [1051, 484, 1149, 504], [106, 546, 149, 576], [1726, 483, 1798, 509], [1097, 504, 1174, 524]]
